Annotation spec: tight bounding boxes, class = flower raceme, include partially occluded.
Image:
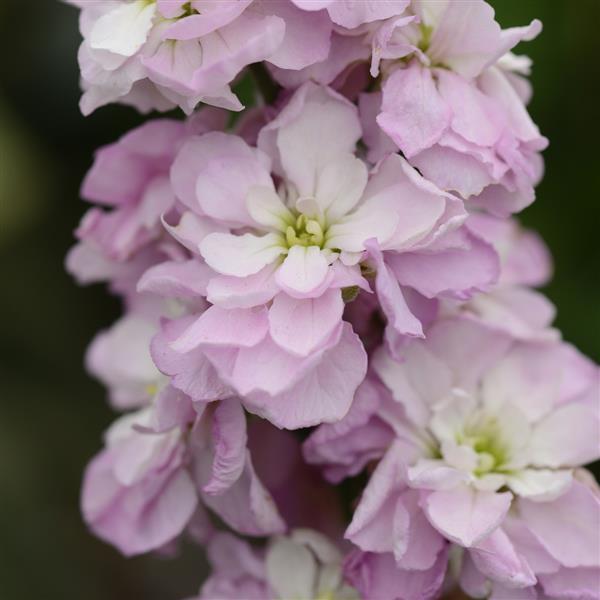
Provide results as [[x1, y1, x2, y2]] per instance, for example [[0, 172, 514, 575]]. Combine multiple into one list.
[[64, 1, 600, 598]]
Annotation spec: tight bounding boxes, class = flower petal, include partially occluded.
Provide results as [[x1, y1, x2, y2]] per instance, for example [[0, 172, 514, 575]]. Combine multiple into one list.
[[268, 289, 344, 357], [423, 485, 512, 547], [201, 232, 285, 277], [275, 245, 331, 297], [171, 306, 269, 353]]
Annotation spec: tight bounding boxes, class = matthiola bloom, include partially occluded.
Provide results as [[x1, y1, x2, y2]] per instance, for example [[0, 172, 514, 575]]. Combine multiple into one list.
[[151, 82, 501, 428], [67, 0, 334, 115], [81, 391, 285, 556], [342, 316, 600, 598], [361, 0, 547, 216], [192, 529, 358, 600]]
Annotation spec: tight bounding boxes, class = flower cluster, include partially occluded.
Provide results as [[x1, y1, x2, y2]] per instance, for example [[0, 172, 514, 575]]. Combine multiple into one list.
[[67, 1, 599, 598]]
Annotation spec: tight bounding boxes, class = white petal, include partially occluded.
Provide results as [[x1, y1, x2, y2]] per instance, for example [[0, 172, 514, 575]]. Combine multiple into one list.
[[506, 469, 572, 502], [90, 0, 155, 58], [275, 245, 331, 297], [266, 537, 317, 600], [315, 155, 368, 222], [246, 185, 293, 230], [326, 197, 399, 252], [200, 232, 285, 277]]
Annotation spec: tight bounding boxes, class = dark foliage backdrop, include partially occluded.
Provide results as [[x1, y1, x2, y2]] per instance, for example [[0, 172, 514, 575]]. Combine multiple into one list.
[[0, 1, 598, 598]]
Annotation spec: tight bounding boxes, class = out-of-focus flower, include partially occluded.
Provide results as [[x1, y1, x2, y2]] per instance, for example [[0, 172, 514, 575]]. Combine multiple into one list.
[[191, 529, 359, 600], [66, 0, 334, 115]]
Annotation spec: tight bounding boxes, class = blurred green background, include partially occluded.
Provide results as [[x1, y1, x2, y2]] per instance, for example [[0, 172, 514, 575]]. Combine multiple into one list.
[[0, 1, 598, 599]]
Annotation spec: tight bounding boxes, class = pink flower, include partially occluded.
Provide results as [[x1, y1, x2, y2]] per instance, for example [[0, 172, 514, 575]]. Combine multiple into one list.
[[362, 0, 546, 216], [67, 0, 333, 115], [156, 83, 498, 425], [341, 316, 599, 596], [81, 391, 285, 556], [81, 403, 198, 556]]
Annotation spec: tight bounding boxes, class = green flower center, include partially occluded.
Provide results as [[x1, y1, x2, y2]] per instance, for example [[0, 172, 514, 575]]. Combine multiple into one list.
[[285, 213, 326, 249], [457, 412, 509, 475]]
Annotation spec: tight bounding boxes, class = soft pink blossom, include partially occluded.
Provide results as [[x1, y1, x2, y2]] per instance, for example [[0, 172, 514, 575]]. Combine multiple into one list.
[[67, 0, 334, 115], [326, 316, 599, 596], [362, 1, 546, 216]]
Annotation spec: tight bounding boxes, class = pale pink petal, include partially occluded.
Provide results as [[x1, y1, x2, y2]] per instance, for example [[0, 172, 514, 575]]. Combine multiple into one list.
[[245, 323, 367, 429], [268, 289, 344, 357], [397, 490, 446, 570], [518, 480, 600, 568], [199, 452, 286, 536], [363, 155, 452, 251], [426, 317, 512, 393], [303, 378, 395, 483], [366, 240, 424, 342], [162, 211, 224, 255], [137, 259, 212, 298], [346, 443, 407, 553], [171, 306, 269, 353], [246, 185, 293, 230], [426, 0, 501, 78], [202, 399, 248, 496], [388, 230, 500, 300], [407, 459, 470, 491], [207, 264, 280, 309], [378, 62, 451, 158], [373, 340, 454, 428], [265, 1, 332, 70], [326, 0, 410, 29], [423, 485, 512, 547], [344, 547, 449, 600], [539, 566, 600, 600], [151, 316, 232, 402], [436, 70, 503, 147], [470, 527, 537, 589], [170, 132, 272, 226]]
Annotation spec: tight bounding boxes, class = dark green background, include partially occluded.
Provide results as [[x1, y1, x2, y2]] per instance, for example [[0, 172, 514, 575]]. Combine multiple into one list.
[[0, 1, 598, 598]]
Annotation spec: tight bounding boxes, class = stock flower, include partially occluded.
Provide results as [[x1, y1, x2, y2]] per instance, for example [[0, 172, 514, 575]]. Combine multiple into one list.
[[81, 391, 286, 556], [151, 82, 501, 428], [362, 0, 547, 216], [342, 317, 599, 597], [192, 529, 358, 600], [66, 0, 333, 115]]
